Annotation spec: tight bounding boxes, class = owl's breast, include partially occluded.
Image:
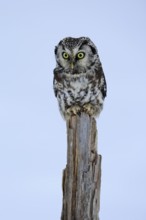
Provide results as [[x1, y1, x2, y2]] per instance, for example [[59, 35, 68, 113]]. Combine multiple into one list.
[[60, 74, 98, 106]]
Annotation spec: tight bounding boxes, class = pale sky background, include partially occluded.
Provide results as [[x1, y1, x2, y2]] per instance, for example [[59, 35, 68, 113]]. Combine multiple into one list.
[[0, 0, 146, 219]]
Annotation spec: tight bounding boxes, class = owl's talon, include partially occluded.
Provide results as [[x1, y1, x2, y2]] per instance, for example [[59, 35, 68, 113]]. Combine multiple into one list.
[[66, 105, 81, 117], [77, 111, 81, 116], [83, 103, 96, 116]]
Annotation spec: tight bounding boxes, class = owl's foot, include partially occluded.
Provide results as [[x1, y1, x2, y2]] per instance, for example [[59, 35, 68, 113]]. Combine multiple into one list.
[[66, 105, 81, 117], [83, 103, 96, 116]]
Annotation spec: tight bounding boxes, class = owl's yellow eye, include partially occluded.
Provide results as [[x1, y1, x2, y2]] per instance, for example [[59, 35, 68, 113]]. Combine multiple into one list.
[[77, 52, 85, 59], [62, 52, 69, 59]]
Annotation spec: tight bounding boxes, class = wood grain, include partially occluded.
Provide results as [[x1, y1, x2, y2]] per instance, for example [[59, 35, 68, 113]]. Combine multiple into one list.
[[61, 113, 101, 220]]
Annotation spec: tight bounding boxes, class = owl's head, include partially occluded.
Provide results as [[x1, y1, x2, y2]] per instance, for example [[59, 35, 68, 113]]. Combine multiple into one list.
[[54, 37, 100, 72]]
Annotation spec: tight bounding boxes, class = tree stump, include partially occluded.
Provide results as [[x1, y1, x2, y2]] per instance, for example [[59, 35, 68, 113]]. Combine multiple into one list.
[[61, 113, 101, 220]]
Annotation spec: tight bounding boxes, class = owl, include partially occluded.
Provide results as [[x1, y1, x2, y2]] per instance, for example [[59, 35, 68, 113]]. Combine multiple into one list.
[[53, 37, 107, 120]]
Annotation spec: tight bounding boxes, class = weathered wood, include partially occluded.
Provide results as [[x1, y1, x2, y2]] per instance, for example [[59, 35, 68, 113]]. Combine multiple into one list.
[[61, 113, 101, 220]]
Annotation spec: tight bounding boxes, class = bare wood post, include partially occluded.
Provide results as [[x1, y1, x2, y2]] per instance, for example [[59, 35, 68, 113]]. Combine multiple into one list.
[[61, 113, 101, 220]]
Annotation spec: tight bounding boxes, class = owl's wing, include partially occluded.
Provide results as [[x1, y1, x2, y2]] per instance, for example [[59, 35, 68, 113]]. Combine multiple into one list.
[[96, 65, 107, 99], [53, 68, 59, 97], [53, 67, 64, 97], [101, 73, 107, 99], [53, 77, 58, 97]]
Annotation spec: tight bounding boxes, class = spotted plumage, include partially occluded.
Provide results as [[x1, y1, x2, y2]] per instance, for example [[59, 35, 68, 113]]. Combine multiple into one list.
[[53, 37, 107, 119]]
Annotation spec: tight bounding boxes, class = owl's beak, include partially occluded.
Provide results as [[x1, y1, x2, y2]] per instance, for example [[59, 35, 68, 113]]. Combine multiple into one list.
[[70, 63, 74, 69]]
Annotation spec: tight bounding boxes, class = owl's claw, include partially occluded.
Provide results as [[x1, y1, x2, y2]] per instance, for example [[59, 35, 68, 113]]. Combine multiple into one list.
[[66, 105, 81, 117], [83, 103, 96, 116], [77, 111, 81, 116]]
